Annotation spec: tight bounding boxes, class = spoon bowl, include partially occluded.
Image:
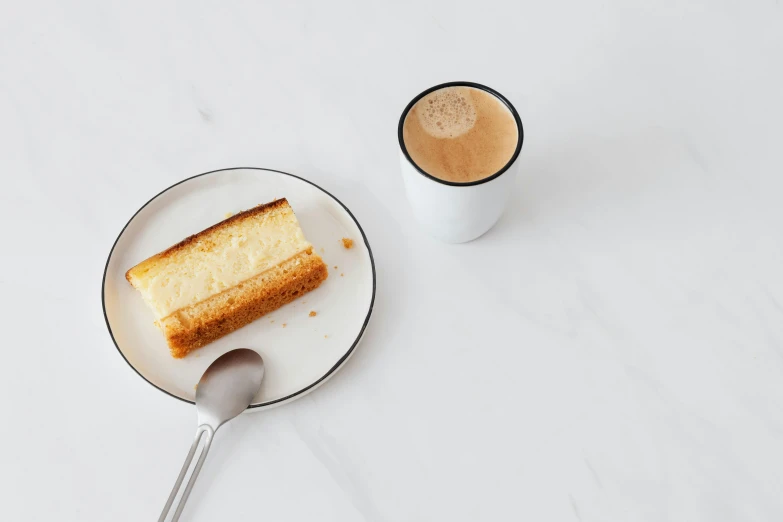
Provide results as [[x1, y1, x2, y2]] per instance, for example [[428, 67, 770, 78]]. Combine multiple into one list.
[[196, 349, 265, 428]]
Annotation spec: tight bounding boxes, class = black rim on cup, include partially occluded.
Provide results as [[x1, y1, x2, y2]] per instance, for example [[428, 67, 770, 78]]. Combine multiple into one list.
[[397, 81, 524, 187]]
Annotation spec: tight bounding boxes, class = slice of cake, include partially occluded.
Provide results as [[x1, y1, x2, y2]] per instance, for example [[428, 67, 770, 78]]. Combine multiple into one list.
[[126, 198, 328, 358]]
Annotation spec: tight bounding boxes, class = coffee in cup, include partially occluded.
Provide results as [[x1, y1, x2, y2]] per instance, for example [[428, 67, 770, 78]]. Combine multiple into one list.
[[402, 86, 519, 184]]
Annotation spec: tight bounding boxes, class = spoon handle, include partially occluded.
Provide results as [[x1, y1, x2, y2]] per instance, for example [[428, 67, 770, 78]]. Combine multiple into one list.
[[158, 424, 215, 522]]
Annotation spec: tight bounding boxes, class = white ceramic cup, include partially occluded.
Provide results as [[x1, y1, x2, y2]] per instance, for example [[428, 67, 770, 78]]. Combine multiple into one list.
[[398, 82, 524, 243]]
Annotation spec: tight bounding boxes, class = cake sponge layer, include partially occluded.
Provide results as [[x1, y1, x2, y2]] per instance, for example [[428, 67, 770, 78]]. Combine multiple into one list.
[[160, 249, 327, 358]]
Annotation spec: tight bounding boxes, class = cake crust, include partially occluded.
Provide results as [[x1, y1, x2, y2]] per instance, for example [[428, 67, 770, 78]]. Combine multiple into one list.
[[160, 249, 328, 358]]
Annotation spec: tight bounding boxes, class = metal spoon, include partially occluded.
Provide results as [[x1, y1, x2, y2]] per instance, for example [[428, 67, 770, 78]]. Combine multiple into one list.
[[158, 349, 265, 522]]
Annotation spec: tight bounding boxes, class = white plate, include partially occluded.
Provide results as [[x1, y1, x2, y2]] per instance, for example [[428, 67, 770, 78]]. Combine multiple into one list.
[[102, 168, 375, 410]]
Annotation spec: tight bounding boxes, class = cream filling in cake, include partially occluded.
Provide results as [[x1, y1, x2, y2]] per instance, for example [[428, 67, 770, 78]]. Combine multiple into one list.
[[127, 205, 311, 320]]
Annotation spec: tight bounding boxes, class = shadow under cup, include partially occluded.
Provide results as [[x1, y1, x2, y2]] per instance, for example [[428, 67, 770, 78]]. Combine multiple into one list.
[[397, 81, 524, 243]]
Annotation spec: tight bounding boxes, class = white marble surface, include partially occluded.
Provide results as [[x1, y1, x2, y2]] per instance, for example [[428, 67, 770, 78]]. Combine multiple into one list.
[[1, 1, 782, 520]]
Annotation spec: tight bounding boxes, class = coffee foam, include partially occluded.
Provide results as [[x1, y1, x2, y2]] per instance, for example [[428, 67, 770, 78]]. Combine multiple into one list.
[[416, 87, 477, 139]]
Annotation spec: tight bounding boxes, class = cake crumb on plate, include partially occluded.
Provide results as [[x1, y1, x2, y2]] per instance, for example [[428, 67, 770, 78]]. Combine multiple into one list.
[[341, 237, 354, 249], [309, 310, 317, 317]]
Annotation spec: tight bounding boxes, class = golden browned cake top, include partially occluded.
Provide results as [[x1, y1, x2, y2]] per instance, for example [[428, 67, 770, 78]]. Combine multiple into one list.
[[153, 199, 291, 261]]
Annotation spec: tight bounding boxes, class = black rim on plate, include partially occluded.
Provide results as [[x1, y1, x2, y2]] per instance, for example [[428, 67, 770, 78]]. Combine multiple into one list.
[[101, 167, 376, 408], [397, 81, 525, 187]]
